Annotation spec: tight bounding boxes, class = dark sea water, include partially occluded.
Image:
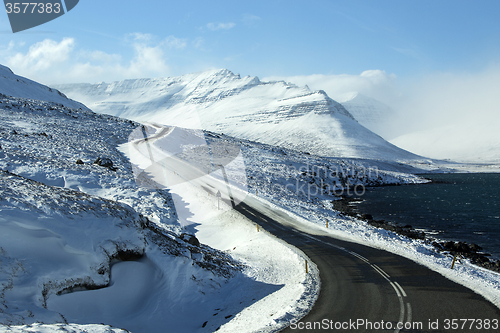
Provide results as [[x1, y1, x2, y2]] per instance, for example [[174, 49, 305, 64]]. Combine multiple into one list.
[[353, 173, 500, 259]]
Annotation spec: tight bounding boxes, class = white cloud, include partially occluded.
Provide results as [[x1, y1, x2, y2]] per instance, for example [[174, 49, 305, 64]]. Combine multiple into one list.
[[163, 36, 187, 49], [388, 65, 500, 159], [264, 67, 500, 147], [206, 22, 235, 31], [128, 32, 153, 43], [7, 37, 75, 72], [242, 14, 261, 27], [2, 35, 179, 84], [84, 50, 121, 63], [394, 64, 500, 132], [263, 70, 399, 105]]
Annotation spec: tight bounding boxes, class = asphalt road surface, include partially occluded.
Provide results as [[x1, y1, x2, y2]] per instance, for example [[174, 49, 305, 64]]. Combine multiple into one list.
[[235, 197, 500, 333], [131, 124, 500, 333]]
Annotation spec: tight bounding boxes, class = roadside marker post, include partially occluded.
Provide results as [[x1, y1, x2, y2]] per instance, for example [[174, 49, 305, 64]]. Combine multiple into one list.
[[305, 260, 308, 274], [451, 254, 462, 269], [216, 190, 221, 210]]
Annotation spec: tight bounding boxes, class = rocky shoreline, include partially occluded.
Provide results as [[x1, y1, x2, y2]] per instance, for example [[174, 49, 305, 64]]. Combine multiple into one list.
[[333, 196, 500, 273]]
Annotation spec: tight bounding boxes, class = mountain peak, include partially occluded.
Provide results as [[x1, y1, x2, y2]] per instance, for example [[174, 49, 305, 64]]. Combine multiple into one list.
[[0, 64, 14, 75], [54, 70, 420, 160]]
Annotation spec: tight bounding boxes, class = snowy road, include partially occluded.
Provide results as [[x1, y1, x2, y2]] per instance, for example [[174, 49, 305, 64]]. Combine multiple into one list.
[[127, 124, 500, 332], [235, 197, 500, 333]]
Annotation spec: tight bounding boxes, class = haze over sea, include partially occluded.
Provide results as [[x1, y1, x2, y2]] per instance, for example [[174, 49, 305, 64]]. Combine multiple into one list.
[[354, 173, 500, 259]]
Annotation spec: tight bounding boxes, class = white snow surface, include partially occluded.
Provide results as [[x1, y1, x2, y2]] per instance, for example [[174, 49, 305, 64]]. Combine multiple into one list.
[[336, 92, 396, 138], [0, 95, 319, 332], [0, 65, 87, 111], [54, 69, 423, 161], [1, 66, 500, 333]]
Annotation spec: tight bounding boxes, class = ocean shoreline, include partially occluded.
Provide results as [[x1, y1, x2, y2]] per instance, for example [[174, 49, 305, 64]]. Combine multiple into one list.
[[333, 189, 500, 273]]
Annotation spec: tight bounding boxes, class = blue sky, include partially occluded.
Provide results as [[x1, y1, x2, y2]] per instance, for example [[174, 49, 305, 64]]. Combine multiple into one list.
[[1, 0, 500, 137], [1, 0, 499, 84]]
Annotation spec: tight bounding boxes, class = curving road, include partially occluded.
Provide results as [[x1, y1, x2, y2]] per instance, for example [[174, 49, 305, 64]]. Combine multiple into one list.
[[129, 124, 500, 333], [235, 197, 500, 333]]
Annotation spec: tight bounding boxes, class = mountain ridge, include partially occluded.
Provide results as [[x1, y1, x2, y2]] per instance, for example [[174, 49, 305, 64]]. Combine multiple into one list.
[[54, 68, 422, 161], [0, 65, 89, 110]]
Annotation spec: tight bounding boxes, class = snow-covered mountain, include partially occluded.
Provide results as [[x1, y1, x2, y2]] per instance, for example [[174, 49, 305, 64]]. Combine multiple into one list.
[[336, 92, 395, 138], [3, 65, 500, 332], [334, 91, 500, 163], [0, 65, 88, 110], [54, 69, 422, 161]]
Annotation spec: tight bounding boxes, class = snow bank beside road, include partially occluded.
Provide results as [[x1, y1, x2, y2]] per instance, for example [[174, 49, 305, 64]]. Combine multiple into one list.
[[120, 124, 321, 332], [242, 163, 500, 310], [166, 179, 320, 332], [1, 95, 319, 332]]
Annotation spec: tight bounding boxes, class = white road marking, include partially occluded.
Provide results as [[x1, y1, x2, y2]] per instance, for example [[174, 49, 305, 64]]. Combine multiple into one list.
[[372, 264, 391, 280], [406, 302, 412, 324], [349, 251, 370, 263], [371, 265, 391, 283], [394, 281, 407, 297], [303, 234, 320, 242], [390, 282, 406, 333], [295, 231, 411, 333], [390, 281, 402, 298]]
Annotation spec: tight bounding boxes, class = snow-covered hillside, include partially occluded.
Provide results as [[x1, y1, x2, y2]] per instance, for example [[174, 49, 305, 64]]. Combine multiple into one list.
[[332, 89, 500, 163], [2, 66, 500, 332], [336, 92, 395, 138], [0, 65, 88, 110], [54, 69, 422, 161], [0, 94, 323, 332]]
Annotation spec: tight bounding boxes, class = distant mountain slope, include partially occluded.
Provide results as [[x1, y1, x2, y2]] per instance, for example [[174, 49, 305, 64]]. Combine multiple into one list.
[[0, 65, 88, 110], [55, 69, 422, 161], [336, 92, 395, 138], [391, 120, 500, 162]]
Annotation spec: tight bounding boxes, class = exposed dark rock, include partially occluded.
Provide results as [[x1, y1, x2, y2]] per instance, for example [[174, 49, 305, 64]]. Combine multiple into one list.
[[431, 240, 500, 272], [93, 157, 117, 171], [75, 159, 84, 165], [469, 243, 483, 252], [432, 241, 444, 251], [180, 233, 200, 247], [331, 192, 500, 274], [112, 248, 145, 262], [361, 213, 373, 220]]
